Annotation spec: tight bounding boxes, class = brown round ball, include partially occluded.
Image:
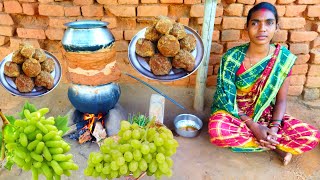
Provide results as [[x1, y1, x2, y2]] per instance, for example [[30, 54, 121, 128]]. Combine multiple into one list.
[[41, 58, 55, 73], [170, 23, 187, 40], [157, 35, 180, 57], [20, 44, 35, 58], [4, 62, 20, 77], [145, 26, 161, 42], [12, 50, 25, 64], [19, 42, 28, 51], [135, 38, 156, 57], [15, 74, 34, 93], [149, 54, 172, 75], [33, 48, 46, 63], [22, 58, 41, 77], [35, 71, 54, 89], [155, 18, 173, 34], [180, 34, 197, 52], [172, 49, 195, 72]]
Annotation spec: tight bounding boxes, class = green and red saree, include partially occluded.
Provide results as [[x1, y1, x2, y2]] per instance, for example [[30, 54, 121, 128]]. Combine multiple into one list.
[[209, 43, 320, 154]]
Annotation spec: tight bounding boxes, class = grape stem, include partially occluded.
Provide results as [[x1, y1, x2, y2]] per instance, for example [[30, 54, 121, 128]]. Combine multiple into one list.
[[0, 109, 10, 160], [142, 117, 157, 142]]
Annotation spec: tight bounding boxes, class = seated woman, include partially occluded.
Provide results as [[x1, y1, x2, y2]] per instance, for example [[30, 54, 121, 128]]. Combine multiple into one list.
[[209, 2, 320, 166]]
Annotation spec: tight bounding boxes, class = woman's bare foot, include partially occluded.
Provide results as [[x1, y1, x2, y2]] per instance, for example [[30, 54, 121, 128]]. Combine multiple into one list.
[[274, 148, 292, 166], [283, 153, 292, 166]]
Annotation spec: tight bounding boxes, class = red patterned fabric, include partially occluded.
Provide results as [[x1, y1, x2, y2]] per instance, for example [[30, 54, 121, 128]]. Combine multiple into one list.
[[208, 111, 320, 154], [238, 44, 281, 117]]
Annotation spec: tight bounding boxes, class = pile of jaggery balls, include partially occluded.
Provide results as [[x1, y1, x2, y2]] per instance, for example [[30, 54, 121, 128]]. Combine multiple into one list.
[[135, 16, 197, 76], [4, 43, 55, 93]]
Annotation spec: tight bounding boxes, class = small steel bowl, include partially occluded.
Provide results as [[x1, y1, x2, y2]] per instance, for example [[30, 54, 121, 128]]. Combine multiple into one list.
[[174, 114, 203, 138]]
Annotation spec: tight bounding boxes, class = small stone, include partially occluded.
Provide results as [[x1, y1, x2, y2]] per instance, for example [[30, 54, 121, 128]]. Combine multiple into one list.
[[92, 121, 107, 142], [105, 103, 127, 136], [303, 88, 320, 101]]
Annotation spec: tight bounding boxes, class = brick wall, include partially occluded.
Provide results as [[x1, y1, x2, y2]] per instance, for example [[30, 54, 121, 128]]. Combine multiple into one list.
[[0, 0, 319, 100]]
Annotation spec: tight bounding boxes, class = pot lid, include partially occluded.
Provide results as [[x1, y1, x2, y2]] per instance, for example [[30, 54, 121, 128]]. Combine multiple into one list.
[[65, 20, 109, 29]]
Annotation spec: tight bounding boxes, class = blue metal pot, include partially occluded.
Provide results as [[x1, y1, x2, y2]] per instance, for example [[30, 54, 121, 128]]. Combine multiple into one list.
[[62, 20, 115, 52], [67, 83, 121, 114]]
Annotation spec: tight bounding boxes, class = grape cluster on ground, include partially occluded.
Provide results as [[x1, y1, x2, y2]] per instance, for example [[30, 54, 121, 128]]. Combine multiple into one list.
[[84, 120, 179, 179], [3, 108, 78, 180]]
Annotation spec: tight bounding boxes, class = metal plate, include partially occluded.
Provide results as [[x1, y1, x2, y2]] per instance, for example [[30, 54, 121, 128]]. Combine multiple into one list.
[[0, 50, 62, 97], [128, 26, 204, 81]]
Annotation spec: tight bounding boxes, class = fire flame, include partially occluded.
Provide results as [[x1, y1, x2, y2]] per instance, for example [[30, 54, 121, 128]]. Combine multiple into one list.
[[83, 113, 103, 132]]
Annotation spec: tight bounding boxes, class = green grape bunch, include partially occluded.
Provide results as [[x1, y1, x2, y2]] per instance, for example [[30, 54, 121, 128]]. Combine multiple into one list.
[[85, 118, 179, 180], [2, 107, 78, 180]]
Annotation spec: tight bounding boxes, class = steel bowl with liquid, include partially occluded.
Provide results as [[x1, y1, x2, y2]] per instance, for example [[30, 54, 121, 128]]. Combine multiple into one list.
[[174, 114, 203, 138]]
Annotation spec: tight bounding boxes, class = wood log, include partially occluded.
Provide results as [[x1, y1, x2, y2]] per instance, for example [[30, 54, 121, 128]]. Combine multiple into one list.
[[194, 0, 218, 111]]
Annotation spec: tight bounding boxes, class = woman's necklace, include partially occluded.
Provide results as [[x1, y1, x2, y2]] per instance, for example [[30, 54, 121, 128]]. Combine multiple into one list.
[[247, 45, 271, 67]]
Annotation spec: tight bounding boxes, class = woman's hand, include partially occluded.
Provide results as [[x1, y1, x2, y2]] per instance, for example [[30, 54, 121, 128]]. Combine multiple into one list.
[[248, 122, 279, 149], [270, 127, 279, 134], [260, 131, 279, 149], [261, 127, 281, 148], [248, 122, 268, 140]]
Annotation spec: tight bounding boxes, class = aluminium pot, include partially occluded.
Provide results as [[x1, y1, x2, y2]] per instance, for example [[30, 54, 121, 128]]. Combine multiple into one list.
[[67, 83, 121, 114], [62, 20, 115, 52]]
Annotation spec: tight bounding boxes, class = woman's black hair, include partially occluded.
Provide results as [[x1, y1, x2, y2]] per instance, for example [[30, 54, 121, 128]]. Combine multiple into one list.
[[247, 2, 278, 27]]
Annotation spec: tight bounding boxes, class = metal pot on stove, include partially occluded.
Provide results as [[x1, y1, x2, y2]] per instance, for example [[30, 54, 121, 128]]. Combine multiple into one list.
[[67, 83, 121, 114], [62, 20, 120, 115]]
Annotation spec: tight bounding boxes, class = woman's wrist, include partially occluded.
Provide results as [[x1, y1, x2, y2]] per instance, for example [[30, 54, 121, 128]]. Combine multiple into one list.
[[239, 113, 247, 119], [238, 110, 245, 116], [269, 119, 282, 128], [240, 115, 255, 126], [237, 111, 255, 127], [238, 109, 247, 118], [246, 119, 256, 128]]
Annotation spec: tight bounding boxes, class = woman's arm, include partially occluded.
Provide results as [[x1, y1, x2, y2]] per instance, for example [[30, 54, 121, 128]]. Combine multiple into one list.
[[270, 76, 290, 132]]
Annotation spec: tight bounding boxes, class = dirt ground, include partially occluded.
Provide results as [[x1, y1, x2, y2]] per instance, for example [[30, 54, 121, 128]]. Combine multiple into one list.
[[0, 82, 320, 180]]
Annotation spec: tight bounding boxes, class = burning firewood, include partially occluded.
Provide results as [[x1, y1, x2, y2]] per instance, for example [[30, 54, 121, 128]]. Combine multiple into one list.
[[69, 112, 107, 144], [78, 127, 92, 144]]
